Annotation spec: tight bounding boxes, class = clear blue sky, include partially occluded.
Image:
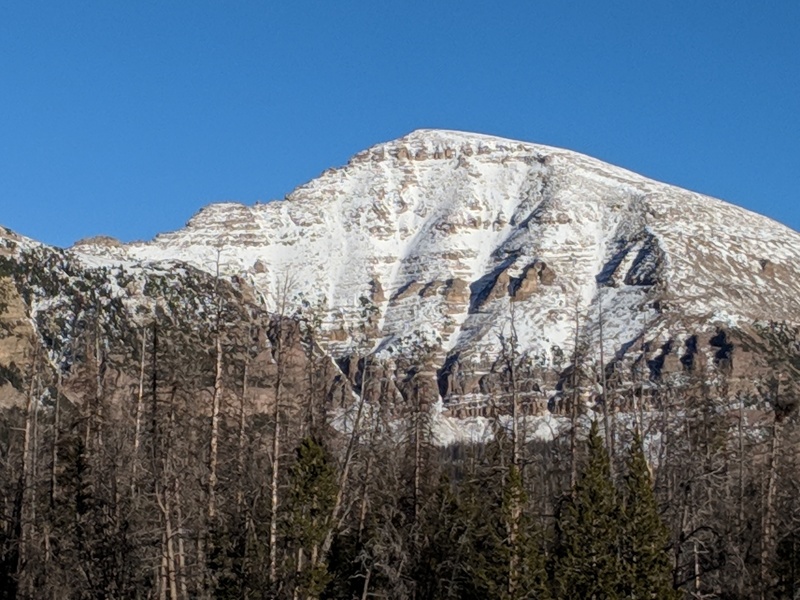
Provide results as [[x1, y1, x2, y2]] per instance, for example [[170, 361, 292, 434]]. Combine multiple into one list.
[[2, 1, 798, 247]]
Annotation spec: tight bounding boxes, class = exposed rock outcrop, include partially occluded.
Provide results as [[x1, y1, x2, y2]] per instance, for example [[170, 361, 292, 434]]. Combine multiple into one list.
[[4, 129, 800, 416]]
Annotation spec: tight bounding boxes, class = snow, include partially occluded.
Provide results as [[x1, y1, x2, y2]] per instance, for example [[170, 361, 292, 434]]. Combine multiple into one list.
[[68, 128, 800, 379], [330, 398, 571, 446], [5, 129, 800, 444]]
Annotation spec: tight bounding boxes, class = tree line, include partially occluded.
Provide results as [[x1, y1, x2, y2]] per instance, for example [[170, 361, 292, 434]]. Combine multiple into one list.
[[0, 289, 799, 599]]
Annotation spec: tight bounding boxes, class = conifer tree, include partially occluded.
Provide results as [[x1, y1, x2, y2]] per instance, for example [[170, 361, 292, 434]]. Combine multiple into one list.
[[774, 530, 800, 600], [552, 419, 621, 599], [286, 436, 338, 599], [414, 473, 472, 600], [458, 459, 549, 600], [619, 434, 679, 599], [502, 465, 550, 600]]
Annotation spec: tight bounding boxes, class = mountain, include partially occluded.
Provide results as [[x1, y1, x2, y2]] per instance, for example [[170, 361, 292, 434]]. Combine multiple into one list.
[[71, 130, 800, 407], [5, 129, 798, 600], [3, 129, 800, 419]]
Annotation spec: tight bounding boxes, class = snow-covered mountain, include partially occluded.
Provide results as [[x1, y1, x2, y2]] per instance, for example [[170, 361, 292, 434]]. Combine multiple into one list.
[[2, 129, 799, 418], [68, 129, 800, 408]]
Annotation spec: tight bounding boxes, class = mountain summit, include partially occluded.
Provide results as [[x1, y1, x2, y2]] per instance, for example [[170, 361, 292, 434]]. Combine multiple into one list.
[[67, 129, 800, 407], [0, 129, 794, 417], [3, 132, 797, 598]]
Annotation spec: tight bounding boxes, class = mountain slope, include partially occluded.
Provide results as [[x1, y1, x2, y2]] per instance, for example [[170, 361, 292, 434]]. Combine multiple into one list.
[[69, 130, 800, 407]]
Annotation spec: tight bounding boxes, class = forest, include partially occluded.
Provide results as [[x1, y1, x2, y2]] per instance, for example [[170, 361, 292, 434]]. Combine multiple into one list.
[[0, 288, 799, 600]]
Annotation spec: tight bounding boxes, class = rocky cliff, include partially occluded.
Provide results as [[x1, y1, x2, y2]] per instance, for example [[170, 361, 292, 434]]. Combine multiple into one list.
[[4, 130, 800, 423]]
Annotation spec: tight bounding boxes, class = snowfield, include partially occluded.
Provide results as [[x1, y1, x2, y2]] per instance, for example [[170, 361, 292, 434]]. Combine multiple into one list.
[[69, 129, 800, 379]]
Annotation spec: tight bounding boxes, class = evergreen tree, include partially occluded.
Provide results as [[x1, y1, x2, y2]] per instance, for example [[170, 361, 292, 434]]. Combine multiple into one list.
[[459, 470, 503, 600], [774, 529, 800, 600], [458, 461, 549, 600], [414, 473, 473, 600], [207, 518, 248, 600], [619, 434, 679, 599], [320, 531, 362, 600], [502, 465, 550, 600], [285, 436, 338, 599], [552, 419, 621, 599]]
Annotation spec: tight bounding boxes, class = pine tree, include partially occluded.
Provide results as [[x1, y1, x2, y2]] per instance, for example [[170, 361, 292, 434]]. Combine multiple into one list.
[[552, 419, 621, 599], [619, 434, 679, 599], [502, 465, 550, 600], [457, 460, 549, 600], [414, 474, 472, 600], [207, 518, 248, 600], [774, 529, 800, 600], [286, 436, 338, 599]]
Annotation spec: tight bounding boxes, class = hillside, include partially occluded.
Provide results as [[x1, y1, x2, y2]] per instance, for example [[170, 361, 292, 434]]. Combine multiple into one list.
[[67, 129, 800, 409]]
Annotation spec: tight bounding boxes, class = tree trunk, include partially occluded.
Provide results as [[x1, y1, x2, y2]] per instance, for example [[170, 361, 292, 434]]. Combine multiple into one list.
[[174, 479, 189, 600], [132, 328, 147, 496], [269, 325, 284, 584], [508, 302, 520, 468], [207, 306, 223, 522], [597, 289, 613, 476], [319, 356, 370, 560], [693, 538, 701, 596], [360, 567, 372, 600], [164, 493, 179, 600], [293, 547, 304, 600], [508, 497, 520, 599], [357, 451, 373, 541], [761, 416, 782, 598], [413, 383, 422, 522], [237, 362, 248, 513], [159, 386, 179, 600], [17, 349, 39, 589], [570, 302, 580, 489], [93, 302, 105, 451], [160, 532, 169, 600], [50, 371, 61, 508], [738, 393, 745, 531]]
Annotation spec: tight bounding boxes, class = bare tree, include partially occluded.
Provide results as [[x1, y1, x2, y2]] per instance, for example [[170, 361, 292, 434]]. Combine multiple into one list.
[[207, 250, 224, 523]]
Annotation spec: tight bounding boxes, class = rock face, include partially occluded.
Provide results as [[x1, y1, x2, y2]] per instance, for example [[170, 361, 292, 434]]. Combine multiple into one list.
[[7, 130, 800, 415], [0, 228, 352, 419], [0, 276, 35, 408]]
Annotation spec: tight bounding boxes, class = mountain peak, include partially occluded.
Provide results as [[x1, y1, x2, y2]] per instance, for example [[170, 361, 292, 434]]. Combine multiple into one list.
[[397, 128, 535, 145], [363, 128, 546, 160], [68, 133, 800, 405]]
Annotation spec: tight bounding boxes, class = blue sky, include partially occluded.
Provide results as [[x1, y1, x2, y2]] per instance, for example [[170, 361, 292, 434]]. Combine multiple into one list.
[[1, 1, 798, 247]]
